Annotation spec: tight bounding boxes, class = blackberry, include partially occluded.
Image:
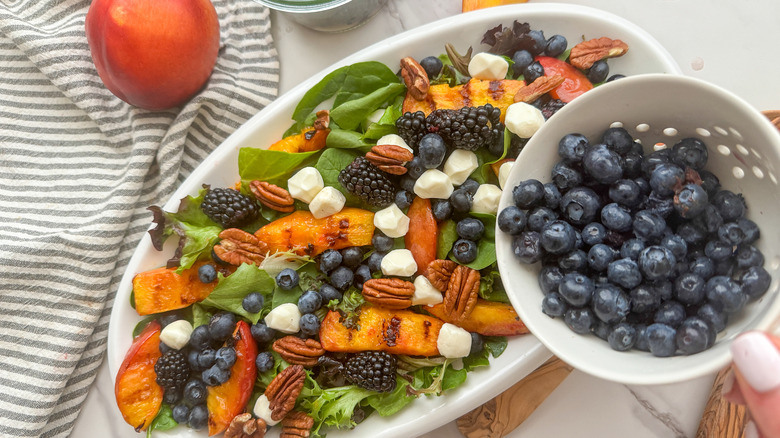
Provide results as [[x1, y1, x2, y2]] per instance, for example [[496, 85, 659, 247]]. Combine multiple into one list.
[[395, 111, 428, 150], [201, 187, 258, 228], [426, 104, 503, 151], [540, 98, 566, 119], [338, 157, 396, 208], [344, 351, 397, 392], [154, 350, 190, 390]]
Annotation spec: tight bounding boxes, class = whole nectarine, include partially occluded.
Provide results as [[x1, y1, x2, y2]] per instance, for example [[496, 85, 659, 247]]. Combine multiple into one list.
[[85, 0, 220, 110]]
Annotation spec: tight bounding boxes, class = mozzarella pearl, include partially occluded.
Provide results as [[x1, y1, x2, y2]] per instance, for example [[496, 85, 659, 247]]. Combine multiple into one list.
[[381, 249, 418, 277], [377, 133, 413, 153], [498, 160, 514, 190], [437, 323, 472, 358], [412, 275, 443, 306], [252, 395, 280, 426], [287, 167, 325, 204], [443, 149, 479, 185], [413, 169, 454, 199], [264, 303, 301, 334], [467, 52, 509, 81], [308, 186, 346, 219], [505, 102, 545, 138], [374, 204, 410, 238], [471, 184, 503, 215], [159, 320, 193, 350]]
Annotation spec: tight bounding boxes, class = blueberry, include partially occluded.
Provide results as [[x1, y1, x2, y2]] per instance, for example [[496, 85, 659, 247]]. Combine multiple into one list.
[[630, 210, 664, 242], [542, 292, 568, 317], [215, 347, 236, 370], [470, 332, 485, 354], [660, 234, 687, 261], [208, 312, 236, 342], [718, 222, 746, 246], [242, 292, 264, 314], [622, 151, 644, 178], [630, 284, 661, 314], [276, 268, 300, 290], [538, 265, 565, 294], [634, 176, 651, 195], [689, 256, 715, 280], [564, 307, 595, 334], [498, 206, 527, 235], [740, 266, 771, 300], [620, 238, 646, 260], [607, 258, 642, 289], [545, 34, 567, 57], [638, 245, 676, 281], [609, 179, 642, 207], [697, 303, 728, 333], [735, 245, 764, 269], [671, 137, 708, 170], [340, 246, 364, 269], [543, 183, 562, 209], [551, 161, 583, 190], [172, 403, 190, 424], [523, 60, 545, 83], [677, 222, 706, 245], [512, 231, 543, 264], [602, 128, 634, 156], [645, 323, 677, 357], [450, 188, 473, 213], [372, 231, 394, 253], [583, 143, 623, 184], [366, 251, 385, 273], [418, 133, 447, 168], [319, 249, 343, 275], [706, 276, 746, 313], [461, 179, 481, 195], [329, 266, 354, 291], [584, 59, 608, 83], [511, 50, 534, 77], [513, 179, 545, 209], [641, 148, 672, 179], [676, 317, 714, 354], [591, 319, 611, 340], [588, 243, 616, 272], [592, 284, 630, 324], [400, 175, 417, 193], [420, 55, 443, 78], [654, 280, 674, 301], [319, 283, 342, 304], [250, 323, 276, 344], [202, 364, 231, 386], [300, 313, 321, 336], [675, 184, 708, 218], [453, 239, 478, 264], [712, 190, 746, 221], [188, 404, 209, 430], [713, 259, 734, 277], [649, 163, 684, 197], [526, 207, 558, 232], [737, 218, 760, 244], [540, 220, 577, 255], [601, 203, 632, 232], [255, 351, 275, 373], [634, 324, 650, 351], [188, 349, 204, 371], [608, 322, 636, 351], [699, 170, 721, 197], [163, 386, 182, 405], [298, 290, 323, 314], [581, 222, 606, 246], [394, 190, 413, 210], [558, 272, 595, 307], [558, 133, 589, 163], [560, 187, 601, 225], [558, 249, 588, 272], [527, 29, 547, 55], [654, 300, 686, 327], [607, 74, 626, 82], [644, 191, 675, 218], [674, 272, 705, 305], [197, 348, 216, 369], [189, 325, 211, 350], [457, 217, 485, 241], [198, 264, 218, 283], [406, 156, 426, 179], [432, 199, 454, 221], [353, 264, 372, 289], [704, 240, 733, 262]]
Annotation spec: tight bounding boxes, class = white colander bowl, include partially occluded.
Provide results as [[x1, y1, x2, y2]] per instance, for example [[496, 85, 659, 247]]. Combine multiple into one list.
[[496, 73, 780, 385]]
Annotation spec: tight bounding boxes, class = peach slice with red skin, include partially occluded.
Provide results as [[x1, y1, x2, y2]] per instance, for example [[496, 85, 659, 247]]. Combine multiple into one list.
[[114, 320, 163, 432], [207, 320, 258, 436], [405, 197, 439, 275]]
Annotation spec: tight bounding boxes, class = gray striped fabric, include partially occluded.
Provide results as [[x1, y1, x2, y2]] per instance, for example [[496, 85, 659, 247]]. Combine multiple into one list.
[[0, 0, 278, 436]]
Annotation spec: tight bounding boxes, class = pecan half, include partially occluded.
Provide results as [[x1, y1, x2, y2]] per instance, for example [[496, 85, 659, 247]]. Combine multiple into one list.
[[443, 265, 480, 323], [400, 57, 430, 101], [569, 37, 629, 70], [362, 277, 415, 309], [213, 228, 268, 265], [514, 75, 565, 103], [225, 413, 266, 438], [280, 411, 314, 438], [272, 336, 325, 367], [425, 259, 457, 291], [265, 364, 306, 422], [365, 144, 414, 175], [250, 180, 295, 213], [313, 110, 330, 131]]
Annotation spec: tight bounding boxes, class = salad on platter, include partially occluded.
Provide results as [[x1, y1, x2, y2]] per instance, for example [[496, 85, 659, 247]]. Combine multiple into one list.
[[114, 19, 634, 438]]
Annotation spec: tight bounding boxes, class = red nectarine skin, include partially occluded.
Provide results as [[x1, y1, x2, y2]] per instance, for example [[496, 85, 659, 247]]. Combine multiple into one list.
[[207, 320, 258, 436], [114, 320, 163, 432], [85, 0, 220, 110], [405, 197, 439, 275]]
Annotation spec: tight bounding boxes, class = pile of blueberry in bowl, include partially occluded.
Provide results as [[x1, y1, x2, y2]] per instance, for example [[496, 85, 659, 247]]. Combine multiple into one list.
[[495, 73, 780, 385]]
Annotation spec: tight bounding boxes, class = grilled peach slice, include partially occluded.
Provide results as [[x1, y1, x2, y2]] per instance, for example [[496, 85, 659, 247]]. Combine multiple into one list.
[[427, 299, 529, 336], [114, 321, 163, 432], [405, 197, 438, 275]]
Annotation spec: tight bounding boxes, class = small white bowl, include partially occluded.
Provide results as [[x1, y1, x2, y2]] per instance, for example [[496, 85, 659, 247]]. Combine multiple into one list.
[[497, 74, 780, 385]]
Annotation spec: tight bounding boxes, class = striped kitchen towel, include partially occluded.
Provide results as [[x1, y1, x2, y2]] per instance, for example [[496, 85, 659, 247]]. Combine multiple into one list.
[[0, 0, 278, 436]]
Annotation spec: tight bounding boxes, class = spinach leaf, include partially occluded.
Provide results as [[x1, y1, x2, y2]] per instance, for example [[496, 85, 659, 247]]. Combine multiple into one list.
[[191, 303, 213, 328], [473, 128, 512, 184], [200, 264, 275, 324], [437, 220, 458, 260], [330, 83, 405, 131], [362, 97, 403, 140], [364, 377, 415, 416], [485, 336, 508, 357], [448, 212, 497, 270], [238, 148, 321, 187], [478, 266, 510, 303], [146, 405, 177, 438], [291, 61, 401, 127], [314, 148, 364, 207], [132, 316, 156, 338], [325, 129, 372, 150]]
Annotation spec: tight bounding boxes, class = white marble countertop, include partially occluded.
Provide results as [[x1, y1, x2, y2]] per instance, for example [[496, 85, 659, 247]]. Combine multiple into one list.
[[72, 1, 780, 437]]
